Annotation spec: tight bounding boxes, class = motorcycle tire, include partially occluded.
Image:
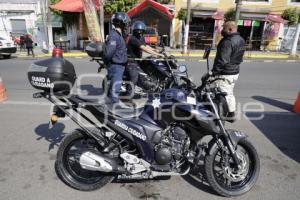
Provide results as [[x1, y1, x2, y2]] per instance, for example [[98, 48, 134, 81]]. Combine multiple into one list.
[[55, 129, 114, 191], [205, 138, 260, 197]]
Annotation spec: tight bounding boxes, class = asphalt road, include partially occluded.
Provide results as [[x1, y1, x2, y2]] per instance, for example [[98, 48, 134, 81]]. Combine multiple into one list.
[[0, 57, 300, 200]]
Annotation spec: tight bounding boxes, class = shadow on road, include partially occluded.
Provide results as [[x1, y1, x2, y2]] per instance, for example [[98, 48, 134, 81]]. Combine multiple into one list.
[[249, 96, 300, 163], [182, 167, 219, 196], [79, 84, 104, 96], [252, 96, 293, 112], [35, 123, 66, 151]]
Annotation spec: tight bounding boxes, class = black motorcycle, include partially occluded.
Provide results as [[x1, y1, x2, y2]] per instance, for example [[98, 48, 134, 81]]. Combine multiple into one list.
[[86, 42, 188, 96], [28, 51, 260, 197]]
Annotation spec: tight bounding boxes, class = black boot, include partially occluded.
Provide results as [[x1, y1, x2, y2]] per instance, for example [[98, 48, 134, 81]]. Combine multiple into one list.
[[226, 112, 236, 123]]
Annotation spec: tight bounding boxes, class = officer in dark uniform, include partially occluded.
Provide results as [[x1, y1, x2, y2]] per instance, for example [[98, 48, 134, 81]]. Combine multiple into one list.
[[104, 12, 130, 104], [126, 21, 163, 96]]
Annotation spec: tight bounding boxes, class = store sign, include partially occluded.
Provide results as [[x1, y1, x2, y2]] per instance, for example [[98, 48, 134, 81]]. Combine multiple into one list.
[[35, 15, 62, 28], [237, 20, 243, 26], [244, 20, 252, 27], [252, 20, 260, 27]]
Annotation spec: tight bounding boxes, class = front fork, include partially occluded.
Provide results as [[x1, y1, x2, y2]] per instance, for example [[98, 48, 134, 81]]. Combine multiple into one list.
[[206, 93, 241, 167]]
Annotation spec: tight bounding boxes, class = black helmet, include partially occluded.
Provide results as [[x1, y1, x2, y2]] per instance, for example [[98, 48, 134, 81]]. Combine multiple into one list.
[[111, 12, 131, 30], [132, 21, 146, 38]]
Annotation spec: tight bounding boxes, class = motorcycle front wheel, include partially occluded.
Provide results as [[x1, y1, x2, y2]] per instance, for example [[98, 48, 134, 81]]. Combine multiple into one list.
[[205, 138, 260, 197], [55, 129, 114, 191]]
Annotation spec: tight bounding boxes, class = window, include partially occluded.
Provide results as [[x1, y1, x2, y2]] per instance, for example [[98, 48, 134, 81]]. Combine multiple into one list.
[[242, 0, 271, 5], [289, 0, 300, 3], [10, 19, 27, 33]]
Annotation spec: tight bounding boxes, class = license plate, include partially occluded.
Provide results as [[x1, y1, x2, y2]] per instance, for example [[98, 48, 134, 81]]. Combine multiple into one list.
[[7, 43, 11, 47]]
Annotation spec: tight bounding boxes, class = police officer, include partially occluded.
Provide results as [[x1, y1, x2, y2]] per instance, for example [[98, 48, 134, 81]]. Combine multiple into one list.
[[104, 12, 130, 104], [126, 21, 164, 96], [212, 21, 245, 121]]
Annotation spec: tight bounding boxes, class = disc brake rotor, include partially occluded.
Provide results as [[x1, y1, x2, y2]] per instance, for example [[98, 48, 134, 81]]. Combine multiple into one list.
[[222, 151, 250, 182]]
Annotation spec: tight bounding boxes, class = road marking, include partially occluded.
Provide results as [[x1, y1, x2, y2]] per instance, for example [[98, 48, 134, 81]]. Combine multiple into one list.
[[1, 100, 51, 106], [264, 60, 274, 63]]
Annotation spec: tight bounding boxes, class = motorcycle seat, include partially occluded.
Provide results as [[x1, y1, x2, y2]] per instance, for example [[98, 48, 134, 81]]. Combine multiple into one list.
[[103, 104, 145, 119], [69, 95, 144, 119]]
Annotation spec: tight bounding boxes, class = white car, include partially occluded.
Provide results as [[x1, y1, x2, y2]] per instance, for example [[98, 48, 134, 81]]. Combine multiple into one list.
[[0, 36, 17, 59]]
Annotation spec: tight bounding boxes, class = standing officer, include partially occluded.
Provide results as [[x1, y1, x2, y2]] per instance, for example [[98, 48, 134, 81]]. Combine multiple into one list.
[[126, 21, 163, 96], [104, 12, 131, 104], [212, 21, 245, 121]]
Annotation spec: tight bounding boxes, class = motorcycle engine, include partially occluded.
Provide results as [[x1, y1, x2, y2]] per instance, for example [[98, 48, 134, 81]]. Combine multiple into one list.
[[154, 125, 190, 165], [138, 73, 159, 92]]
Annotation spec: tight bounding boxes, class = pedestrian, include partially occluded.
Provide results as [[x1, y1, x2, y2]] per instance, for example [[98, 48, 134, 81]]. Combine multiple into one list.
[[24, 34, 35, 57], [103, 12, 130, 105], [126, 20, 163, 97], [212, 21, 245, 121], [19, 35, 25, 51]]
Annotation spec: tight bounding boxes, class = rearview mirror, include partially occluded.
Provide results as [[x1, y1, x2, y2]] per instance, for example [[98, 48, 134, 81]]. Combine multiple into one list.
[[203, 47, 211, 59]]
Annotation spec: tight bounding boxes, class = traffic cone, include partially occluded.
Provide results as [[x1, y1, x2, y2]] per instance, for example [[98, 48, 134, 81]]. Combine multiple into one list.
[[293, 92, 300, 114], [0, 77, 7, 103]]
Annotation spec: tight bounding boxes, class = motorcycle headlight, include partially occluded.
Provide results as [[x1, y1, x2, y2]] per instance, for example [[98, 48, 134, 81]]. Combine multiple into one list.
[[178, 65, 187, 73]]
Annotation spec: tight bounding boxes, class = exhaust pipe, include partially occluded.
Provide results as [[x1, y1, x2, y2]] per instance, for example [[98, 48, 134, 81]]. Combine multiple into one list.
[[79, 151, 125, 173]]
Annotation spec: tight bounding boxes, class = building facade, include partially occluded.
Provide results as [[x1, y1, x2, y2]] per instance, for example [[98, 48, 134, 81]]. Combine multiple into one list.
[[0, 0, 40, 38], [173, 0, 300, 50]]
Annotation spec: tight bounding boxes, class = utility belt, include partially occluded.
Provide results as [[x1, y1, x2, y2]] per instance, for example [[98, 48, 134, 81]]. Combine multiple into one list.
[[108, 61, 128, 66]]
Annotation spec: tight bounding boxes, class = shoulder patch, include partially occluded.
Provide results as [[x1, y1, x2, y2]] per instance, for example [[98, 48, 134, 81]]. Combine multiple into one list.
[[110, 40, 117, 46]]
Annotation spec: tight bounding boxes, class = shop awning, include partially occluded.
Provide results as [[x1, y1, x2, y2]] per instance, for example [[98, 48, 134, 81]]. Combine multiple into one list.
[[127, 0, 174, 20], [50, 0, 100, 13], [192, 9, 224, 20], [265, 14, 284, 23], [212, 11, 224, 20]]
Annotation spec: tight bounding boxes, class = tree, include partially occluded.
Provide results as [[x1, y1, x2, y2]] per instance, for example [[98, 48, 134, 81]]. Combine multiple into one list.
[[224, 8, 236, 22], [281, 8, 300, 56], [177, 8, 187, 21], [49, 0, 62, 15], [282, 8, 299, 26], [104, 0, 138, 15]]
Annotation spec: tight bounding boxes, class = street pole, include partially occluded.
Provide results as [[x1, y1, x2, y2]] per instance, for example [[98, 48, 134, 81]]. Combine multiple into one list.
[[183, 0, 191, 54], [41, 0, 49, 50], [290, 22, 300, 57], [46, 0, 54, 52], [99, 0, 105, 42], [235, 0, 242, 24]]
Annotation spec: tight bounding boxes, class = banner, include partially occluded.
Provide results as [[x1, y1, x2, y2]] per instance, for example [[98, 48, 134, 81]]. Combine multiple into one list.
[[244, 20, 252, 27], [82, 0, 103, 42], [237, 20, 243, 26], [252, 20, 260, 27]]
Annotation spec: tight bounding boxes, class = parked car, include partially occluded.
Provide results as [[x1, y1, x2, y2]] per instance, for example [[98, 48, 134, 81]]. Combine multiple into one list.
[[144, 27, 159, 46], [0, 36, 17, 58]]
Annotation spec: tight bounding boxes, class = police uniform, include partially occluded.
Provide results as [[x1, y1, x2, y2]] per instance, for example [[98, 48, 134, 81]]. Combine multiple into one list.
[[105, 29, 128, 103], [126, 35, 146, 95]]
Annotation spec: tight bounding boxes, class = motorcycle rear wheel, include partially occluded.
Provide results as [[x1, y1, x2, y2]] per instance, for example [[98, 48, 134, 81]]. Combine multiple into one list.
[[55, 129, 114, 191], [205, 138, 260, 197]]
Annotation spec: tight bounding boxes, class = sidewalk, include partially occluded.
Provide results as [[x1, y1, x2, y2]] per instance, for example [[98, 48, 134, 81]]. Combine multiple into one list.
[[15, 46, 300, 60], [165, 47, 300, 60]]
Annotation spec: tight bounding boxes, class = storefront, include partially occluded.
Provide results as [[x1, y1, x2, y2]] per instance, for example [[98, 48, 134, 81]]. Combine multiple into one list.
[[237, 10, 284, 51], [128, 0, 175, 46], [188, 9, 224, 49]]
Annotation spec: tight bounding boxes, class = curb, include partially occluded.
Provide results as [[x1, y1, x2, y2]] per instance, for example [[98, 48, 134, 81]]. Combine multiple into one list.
[[15, 52, 299, 62]]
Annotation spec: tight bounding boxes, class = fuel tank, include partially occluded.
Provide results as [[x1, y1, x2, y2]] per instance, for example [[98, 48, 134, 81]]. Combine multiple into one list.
[[141, 88, 219, 137]]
